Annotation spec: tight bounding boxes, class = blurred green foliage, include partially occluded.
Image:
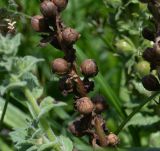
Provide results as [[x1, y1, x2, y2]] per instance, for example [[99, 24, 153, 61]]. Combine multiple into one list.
[[0, 0, 160, 150]]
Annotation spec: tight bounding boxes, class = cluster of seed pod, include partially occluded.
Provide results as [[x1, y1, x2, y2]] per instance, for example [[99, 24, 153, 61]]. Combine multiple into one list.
[[141, 0, 160, 91], [31, 0, 119, 147]]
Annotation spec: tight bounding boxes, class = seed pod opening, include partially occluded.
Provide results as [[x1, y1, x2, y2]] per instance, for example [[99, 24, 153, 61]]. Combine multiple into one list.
[[62, 27, 80, 45], [59, 76, 73, 96], [80, 59, 98, 77], [31, 15, 48, 32], [40, 1, 57, 18], [75, 97, 94, 114], [51, 58, 69, 75], [142, 74, 160, 91]]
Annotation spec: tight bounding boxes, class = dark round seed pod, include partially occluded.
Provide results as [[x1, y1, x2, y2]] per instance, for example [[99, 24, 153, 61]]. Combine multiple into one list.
[[69, 115, 92, 137], [75, 97, 94, 114], [51, 58, 69, 75], [142, 74, 160, 91], [62, 27, 80, 45], [142, 27, 155, 41], [59, 76, 73, 96], [142, 47, 156, 63], [51, 0, 68, 11], [31, 15, 48, 32], [40, 1, 57, 18], [92, 95, 107, 113], [80, 59, 98, 77], [107, 133, 119, 146], [68, 121, 84, 137]]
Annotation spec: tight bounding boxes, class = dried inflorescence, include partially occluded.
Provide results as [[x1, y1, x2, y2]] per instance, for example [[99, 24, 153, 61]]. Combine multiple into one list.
[[141, 0, 160, 91], [31, 0, 119, 147]]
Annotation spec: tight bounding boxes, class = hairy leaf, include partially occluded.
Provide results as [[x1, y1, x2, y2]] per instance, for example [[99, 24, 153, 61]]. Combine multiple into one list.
[[38, 97, 66, 119], [59, 136, 73, 151]]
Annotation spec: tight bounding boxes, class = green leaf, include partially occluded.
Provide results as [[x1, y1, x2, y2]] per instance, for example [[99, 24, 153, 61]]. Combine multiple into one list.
[[149, 132, 160, 147], [12, 56, 44, 77], [26, 145, 38, 151], [38, 142, 55, 151], [126, 113, 160, 127], [59, 136, 73, 151], [21, 72, 43, 99], [0, 79, 26, 95], [0, 34, 21, 56], [10, 128, 28, 145], [38, 97, 66, 119], [0, 97, 29, 128], [0, 138, 13, 151]]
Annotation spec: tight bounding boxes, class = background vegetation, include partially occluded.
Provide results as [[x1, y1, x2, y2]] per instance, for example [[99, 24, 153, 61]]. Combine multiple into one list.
[[0, 0, 160, 150]]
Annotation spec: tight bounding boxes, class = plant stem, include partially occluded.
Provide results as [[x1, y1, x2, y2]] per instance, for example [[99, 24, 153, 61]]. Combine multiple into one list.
[[0, 92, 10, 130], [23, 87, 60, 151], [115, 92, 159, 135], [94, 117, 107, 146]]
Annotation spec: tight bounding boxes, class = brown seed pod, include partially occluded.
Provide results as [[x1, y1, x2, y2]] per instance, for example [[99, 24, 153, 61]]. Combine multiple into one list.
[[107, 133, 119, 146], [75, 97, 94, 114], [31, 15, 48, 32], [51, 0, 68, 11], [51, 58, 69, 75], [142, 74, 160, 91], [62, 27, 80, 45], [92, 95, 107, 113], [40, 1, 57, 18], [80, 59, 98, 77]]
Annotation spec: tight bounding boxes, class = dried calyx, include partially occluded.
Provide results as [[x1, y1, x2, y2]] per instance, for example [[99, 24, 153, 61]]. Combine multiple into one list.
[[141, 1, 160, 91], [31, 0, 119, 147]]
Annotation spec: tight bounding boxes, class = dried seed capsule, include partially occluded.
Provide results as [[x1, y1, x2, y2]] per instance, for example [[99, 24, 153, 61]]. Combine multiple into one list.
[[62, 27, 80, 45], [92, 95, 107, 113], [68, 121, 84, 137], [69, 115, 92, 137], [75, 97, 94, 114], [142, 27, 155, 41], [59, 76, 73, 96], [142, 47, 156, 63], [40, 1, 57, 18], [142, 74, 160, 91], [107, 133, 119, 146], [31, 15, 48, 32], [52, 0, 68, 11], [51, 58, 69, 75], [80, 59, 98, 77]]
